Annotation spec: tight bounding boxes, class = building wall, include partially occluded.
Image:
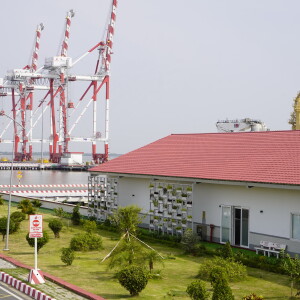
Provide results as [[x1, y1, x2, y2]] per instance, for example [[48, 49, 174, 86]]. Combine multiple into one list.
[[106, 175, 300, 254]]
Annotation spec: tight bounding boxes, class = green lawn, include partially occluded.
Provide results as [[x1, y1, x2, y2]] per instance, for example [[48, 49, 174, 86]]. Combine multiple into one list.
[[0, 204, 294, 299]]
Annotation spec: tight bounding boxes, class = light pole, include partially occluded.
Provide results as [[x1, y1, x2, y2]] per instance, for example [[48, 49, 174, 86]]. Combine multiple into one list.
[[0, 112, 25, 251]]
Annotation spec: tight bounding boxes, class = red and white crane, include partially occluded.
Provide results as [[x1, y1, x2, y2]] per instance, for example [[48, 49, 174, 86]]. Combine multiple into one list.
[[0, 0, 118, 164]]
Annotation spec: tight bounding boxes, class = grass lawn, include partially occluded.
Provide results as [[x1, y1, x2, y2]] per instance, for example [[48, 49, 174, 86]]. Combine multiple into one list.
[[0, 204, 294, 299]]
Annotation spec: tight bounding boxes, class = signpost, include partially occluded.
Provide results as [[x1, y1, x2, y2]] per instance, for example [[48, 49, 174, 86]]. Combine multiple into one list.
[[28, 215, 45, 284]]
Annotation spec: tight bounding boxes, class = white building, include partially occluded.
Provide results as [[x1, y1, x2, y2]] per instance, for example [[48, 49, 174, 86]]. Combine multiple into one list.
[[88, 130, 300, 255], [60, 152, 84, 165]]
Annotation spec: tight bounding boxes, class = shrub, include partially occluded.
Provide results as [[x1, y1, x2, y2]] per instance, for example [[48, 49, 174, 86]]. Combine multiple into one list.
[[17, 199, 36, 217], [26, 231, 49, 252], [61, 247, 75, 266], [31, 199, 42, 208], [10, 211, 26, 223], [83, 220, 97, 233], [0, 196, 4, 205], [209, 266, 228, 287], [181, 229, 200, 254], [48, 218, 63, 238], [53, 207, 67, 218], [186, 280, 210, 300], [218, 241, 234, 259], [117, 265, 148, 296], [70, 233, 102, 251], [212, 277, 234, 300], [0, 217, 17, 240], [242, 293, 264, 300], [197, 256, 247, 282], [71, 205, 81, 225]]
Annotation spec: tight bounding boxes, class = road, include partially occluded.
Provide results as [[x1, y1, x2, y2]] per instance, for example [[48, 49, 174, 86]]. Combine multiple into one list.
[[0, 282, 31, 300]]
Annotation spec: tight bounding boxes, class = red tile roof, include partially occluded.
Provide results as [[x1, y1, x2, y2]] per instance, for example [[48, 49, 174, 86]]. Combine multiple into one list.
[[90, 131, 300, 185]]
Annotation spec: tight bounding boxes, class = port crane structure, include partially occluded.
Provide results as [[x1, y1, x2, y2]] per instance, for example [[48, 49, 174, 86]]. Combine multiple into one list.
[[0, 0, 117, 164]]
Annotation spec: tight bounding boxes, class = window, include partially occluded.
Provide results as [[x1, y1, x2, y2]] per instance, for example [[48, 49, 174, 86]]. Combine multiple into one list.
[[291, 213, 300, 240]]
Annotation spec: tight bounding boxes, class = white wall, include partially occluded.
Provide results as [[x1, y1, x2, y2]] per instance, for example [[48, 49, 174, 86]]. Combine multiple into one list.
[[193, 183, 300, 239], [111, 175, 300, 242]]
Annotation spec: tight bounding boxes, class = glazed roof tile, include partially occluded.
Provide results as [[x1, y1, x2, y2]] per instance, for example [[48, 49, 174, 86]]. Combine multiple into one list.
[[90, 131, 300, 185]]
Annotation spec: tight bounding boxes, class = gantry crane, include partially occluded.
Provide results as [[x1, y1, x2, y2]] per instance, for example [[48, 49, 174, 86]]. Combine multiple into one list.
[[0, 0, 118, 163]]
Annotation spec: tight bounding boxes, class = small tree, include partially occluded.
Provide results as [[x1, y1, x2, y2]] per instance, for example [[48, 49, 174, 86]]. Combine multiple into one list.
[[61, 247, 75, 266], [211, 275, 234, 300], [26, 231, 49, 252], [110, 205, 142, 235], [17, 199, 36, 218], [282, 254, 300, 297], [181, 229, 200, 254], [71, 204, 81, 225], [186, 280, 210, 300], [53, 207, 67, 218], [48, 218, 63, 238], [117, 265, 148, 296], [0, 217, 17, 241], [144, 249, 164, 273]]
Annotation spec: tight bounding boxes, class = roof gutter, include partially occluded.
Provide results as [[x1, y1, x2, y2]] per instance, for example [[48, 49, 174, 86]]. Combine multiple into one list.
[[89, 171, 300, 191]]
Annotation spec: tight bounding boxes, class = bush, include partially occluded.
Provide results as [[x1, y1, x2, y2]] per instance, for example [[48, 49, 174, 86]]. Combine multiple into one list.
[[218, 241, 234, 259], [117, 265, 148, 296], [61, 247, 75, 266], [31, 199, 42, 208], [209, 266, 228, 287], [71, 205, 81, 225], [0, 196, 4, 205], [186, 280, 210, 300], [0, 217, 17, 241], [83, 220, 97, 233], [17, 199, 36, 217], [70, 233, 102, 251], [181, 229, 200, 254], [48, 218, 63, 238], [242, 293, 264, 300], [26, 231, 49, 252], [197, 256, 247, 282], [212, 277, 234, 300], [53, 207, 67, 218], [10, 211, 26, 223]]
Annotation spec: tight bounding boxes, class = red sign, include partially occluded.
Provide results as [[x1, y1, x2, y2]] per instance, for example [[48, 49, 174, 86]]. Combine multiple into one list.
[[29, 215, 43, 238]]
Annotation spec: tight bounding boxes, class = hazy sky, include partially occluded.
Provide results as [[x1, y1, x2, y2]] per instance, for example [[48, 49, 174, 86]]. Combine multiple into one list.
[[1, 0, 300, 155]]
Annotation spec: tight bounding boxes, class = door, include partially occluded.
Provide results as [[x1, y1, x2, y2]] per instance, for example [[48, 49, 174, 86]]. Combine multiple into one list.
[[221, 206, 232, 243], [234, 207, 249, 247]]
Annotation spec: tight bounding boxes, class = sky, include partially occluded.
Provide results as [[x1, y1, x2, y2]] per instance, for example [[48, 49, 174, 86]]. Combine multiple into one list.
[[1, 0, 300, 155]]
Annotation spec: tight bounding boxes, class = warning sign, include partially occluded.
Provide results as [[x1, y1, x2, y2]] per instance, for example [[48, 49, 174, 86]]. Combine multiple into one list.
[[29, 215, 43, 238]]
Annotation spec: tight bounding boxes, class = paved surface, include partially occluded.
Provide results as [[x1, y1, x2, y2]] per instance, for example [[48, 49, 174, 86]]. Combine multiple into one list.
[[0, 281, 32, 300], [0, 257, 101, 300]]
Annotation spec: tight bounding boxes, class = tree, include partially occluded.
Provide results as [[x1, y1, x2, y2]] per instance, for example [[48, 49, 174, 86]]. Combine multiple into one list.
[[71, 204, 81, 225], [107, 238, 145, 270], [282, 254, 300, 297], [61, 247, 75, 266], [10, 211, 26, 223], [26, 231, 49, 252], [186, 280, 210, 300], [48, 218, 63, 238], [110, 205, 142, 235], [181, 229, 200, 254], [289, 91, 300, 130], [144, 249, 164, 273], [117, 265, 148, 296], [0, 217, 17, 241], [17, 199, 36, 218]]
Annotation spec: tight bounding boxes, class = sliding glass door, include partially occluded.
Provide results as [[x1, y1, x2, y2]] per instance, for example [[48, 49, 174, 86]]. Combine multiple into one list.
[[221, 206, 232, 243]]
